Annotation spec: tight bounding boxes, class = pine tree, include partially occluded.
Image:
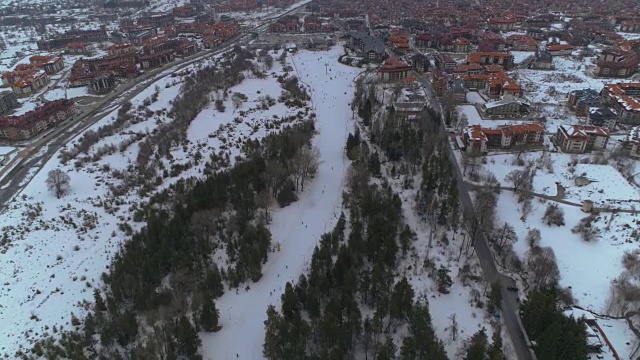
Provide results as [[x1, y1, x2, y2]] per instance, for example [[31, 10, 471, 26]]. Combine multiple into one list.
[[465, 330, 488, 360], [263, 305, 284, 360], [174, 314, 201, 357], [94, 289, 107, 312], [377, 337, 398, 360], [436, 266, 453, 294], [390, 277, 414, 321], [200, 294, 220, 332]]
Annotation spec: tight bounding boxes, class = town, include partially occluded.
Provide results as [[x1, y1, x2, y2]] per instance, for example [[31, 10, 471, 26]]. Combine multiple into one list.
[[1, 0, 640, 359]]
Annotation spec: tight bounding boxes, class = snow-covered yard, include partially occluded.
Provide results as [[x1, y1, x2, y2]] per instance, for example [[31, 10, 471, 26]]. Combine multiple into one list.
[[484, 152, 640, 208], [511, 51, 534, 64], [466, 91, 486, 104], [496, 192, 639, 311], [457, 104, 534, 128], [516, 56, 636, 105], [200, 44, 359, 360]]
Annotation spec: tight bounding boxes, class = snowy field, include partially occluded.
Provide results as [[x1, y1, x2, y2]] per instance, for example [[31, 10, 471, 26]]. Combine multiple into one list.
[[457, 104, 536, 128], [511, 51, 534, 64], [516, 55, 635, 105], [496, 191, 639, 310], [200, 44, 360, 360], [474, 149, 640, 313], [0, 44, 312, 356], [466, 91, 486, 104], [484, 152, 640, 208]]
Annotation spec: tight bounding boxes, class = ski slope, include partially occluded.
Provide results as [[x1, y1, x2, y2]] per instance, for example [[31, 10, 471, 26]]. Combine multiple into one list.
[[200, 46, 362, 360]]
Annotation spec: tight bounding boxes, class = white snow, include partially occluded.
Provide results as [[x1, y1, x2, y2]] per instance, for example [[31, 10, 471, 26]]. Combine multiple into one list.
[[466, 91, 486, 105], [511, 51, 534, 64], [200, 45, 360, 360]]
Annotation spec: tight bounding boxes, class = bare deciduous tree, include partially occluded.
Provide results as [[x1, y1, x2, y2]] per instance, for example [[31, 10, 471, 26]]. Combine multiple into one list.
[[505, 169, 530, 192], [47, 169, 71, 199], [542, 203, 565, 226], [527, 246, 560, 290], [525, 228, 541, 248], [291, 146, 320, 191], [448, 313, 458, 341], [494, 222, 518, 255]]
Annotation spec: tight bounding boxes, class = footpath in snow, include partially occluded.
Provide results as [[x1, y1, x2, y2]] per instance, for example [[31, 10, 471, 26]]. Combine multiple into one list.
[[200, 46, 362, 359]]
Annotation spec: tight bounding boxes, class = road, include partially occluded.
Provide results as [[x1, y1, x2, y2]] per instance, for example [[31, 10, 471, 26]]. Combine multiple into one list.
[[416, 74, 536, 360], [0, 1, 310, 210]]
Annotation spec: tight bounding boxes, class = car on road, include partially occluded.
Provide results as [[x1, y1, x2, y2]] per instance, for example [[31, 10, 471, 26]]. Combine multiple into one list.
[[507, 286, 518, 292]]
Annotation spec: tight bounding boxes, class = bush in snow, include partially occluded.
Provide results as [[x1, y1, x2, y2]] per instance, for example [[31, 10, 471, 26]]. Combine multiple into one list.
[[542, 203, 565, 226]]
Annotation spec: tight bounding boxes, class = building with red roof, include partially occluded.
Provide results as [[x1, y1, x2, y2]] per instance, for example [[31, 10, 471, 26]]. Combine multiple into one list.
[[0, 99, 75, 140]]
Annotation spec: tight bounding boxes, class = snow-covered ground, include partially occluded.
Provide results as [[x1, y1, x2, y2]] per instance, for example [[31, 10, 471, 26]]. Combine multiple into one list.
[[511, 51, 534, 64], [484, 152, 640, 208], [516, 55, 636, 105], [200, 44, 359, 360], [457, 104, 535, 128], [0, 44, 311, 355], [466, 91, 486, 104], [496, 192, 638, 311]]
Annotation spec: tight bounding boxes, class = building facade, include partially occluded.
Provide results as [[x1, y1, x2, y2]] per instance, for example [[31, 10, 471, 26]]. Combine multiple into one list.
[[554, 124, 610, 153]]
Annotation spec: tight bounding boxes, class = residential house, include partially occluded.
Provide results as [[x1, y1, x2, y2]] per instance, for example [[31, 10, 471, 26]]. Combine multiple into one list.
[[69, 55, 137, 88], [554, 124, 610, 153], [415, 33, 433, 48], [8, 70, 49, 95], [588, 107, 618, 130], [530, 50, 554, 70], [506, 35, 538, 51], [0, 91, 18, 115], [601, 83, 640, 124], [436, 54, 457, 73], [451, 78, 466, 102], [462, 73, 489, 90], [594, 48, 639, 78], [486, 72, 522, 98], [545, 43, 574, 56], [138, 13, 175, 28], [463, 125, 488, 153], [623, 126, 640, 158], [388, 34, 410, 54], [489, 18, 516, 32], [480, 95, 531, 116], [621, 21, 640, 33], [0, 99, 75, 140], [378, 57, 412, 82], [393, 82, 428, 122], [345, 31, 385, 63], [467, 52, 514, 70], [121, 25, 157, 45], [29, 56, 63, 75], [269, 15, 300, 33], [461, 123, 544, 153], [453, 63, 484, 76], [454, 37, 472, 53], [107, 42, 136, 57], [411, 54, 430, 73], [568, 89, 601, 116], [173, 4, 196, 17], [432, 70, 448, 96], [66, 42, 93, 55], [526, 28, 546, 40]]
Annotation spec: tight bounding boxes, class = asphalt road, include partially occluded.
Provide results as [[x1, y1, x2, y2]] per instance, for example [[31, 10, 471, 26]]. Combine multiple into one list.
[[0, 2, 309, 210], [416, 74, 535, 360]]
